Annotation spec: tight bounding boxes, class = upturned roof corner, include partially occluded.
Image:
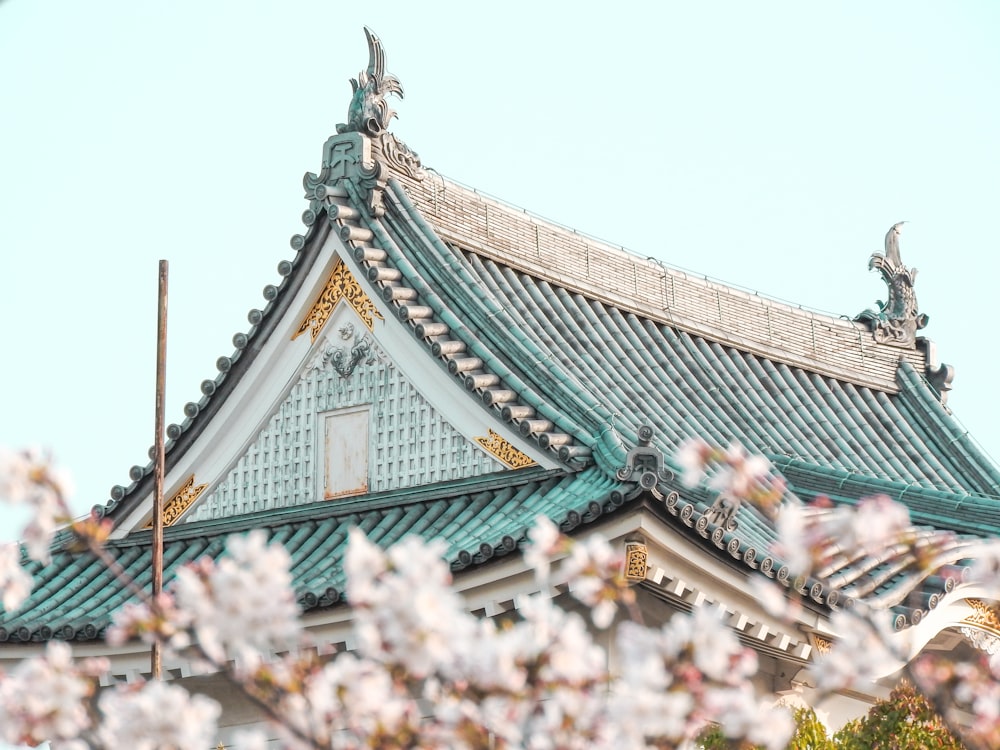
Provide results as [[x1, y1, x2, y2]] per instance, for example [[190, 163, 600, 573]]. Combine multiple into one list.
[[303, 27, 424, 218]]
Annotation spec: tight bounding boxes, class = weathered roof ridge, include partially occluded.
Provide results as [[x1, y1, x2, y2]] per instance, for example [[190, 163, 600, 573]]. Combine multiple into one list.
[[393, 170, 926, 394]]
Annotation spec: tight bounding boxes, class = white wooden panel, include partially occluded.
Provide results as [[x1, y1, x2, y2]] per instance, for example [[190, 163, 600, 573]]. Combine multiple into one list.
[[323, 406, 369, 499]]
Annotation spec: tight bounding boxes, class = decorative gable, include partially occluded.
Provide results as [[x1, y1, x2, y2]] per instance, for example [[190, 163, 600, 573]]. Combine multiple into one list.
[[185, 301, 508, 522], [293, 256, 384, 343]]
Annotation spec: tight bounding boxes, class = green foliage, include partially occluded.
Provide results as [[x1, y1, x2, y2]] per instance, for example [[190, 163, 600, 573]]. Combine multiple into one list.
[[787, 707, 837, 750], [832, 681, 966, 750], [696, 706, 834, 750], [695, 686, 966, 750]]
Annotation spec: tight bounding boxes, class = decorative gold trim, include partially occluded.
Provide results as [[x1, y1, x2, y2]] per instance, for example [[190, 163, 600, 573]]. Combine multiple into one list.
[[293, 258, 384, 343], [475, 429, 536, 469], [963, 598, 1000, 636], [624, 542, 648, 581], [145, 475, 208, 529], [812, 636, 832, 655]]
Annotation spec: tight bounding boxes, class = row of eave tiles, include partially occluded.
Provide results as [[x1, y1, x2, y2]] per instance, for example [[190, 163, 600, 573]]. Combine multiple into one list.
[[1, 468, 615, 642], [2, 462, 984, 643]]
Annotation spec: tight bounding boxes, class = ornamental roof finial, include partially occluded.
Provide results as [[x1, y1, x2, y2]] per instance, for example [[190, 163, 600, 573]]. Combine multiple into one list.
[[337, 27, 404, 138], [856, 221, 928, 348], [303, 29, 423, 218]]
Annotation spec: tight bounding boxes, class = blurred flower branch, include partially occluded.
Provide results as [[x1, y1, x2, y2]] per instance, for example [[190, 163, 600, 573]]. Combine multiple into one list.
[[0, 443, 998, 748]]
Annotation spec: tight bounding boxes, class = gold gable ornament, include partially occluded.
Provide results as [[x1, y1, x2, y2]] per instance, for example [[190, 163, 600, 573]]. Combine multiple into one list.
[[146, 475, 208, 529], [475, 430, 536, 469], [811, 636, 832, 656], [294, 258, 384, 343], [624, 541, 648, 582], [960, 598, 1000, 654]]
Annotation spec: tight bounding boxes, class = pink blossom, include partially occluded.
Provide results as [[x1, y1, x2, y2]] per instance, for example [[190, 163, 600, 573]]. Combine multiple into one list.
[[563, 534, 623, 628], [106, 592, 192, 653], [0, 446, 73, 564], [524, 514, 563, 584], [96, 679, 221, 749], [808, 608, 904, 691], [0, 543, 32, 612], [676, 437, 712, 487], [0, 642, 102, 746], [346, 531, 478, 678], [174, 529, 300, 667]]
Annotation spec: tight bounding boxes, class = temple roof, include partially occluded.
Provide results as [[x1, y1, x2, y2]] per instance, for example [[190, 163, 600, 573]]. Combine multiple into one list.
[[3, 28, 1000, 652]]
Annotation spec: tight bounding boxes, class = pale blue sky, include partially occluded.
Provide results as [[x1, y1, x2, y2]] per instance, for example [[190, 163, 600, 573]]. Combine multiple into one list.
[[1, 1, 999, 543]]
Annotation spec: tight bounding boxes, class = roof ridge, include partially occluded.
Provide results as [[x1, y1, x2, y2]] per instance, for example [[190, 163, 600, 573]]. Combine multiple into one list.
[[394, 169, 930, 394]]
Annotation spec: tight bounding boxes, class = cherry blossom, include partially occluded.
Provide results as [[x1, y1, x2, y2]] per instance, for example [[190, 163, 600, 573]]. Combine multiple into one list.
[[174, 528, 301, 667], [0, 446, 73, 566], [807, 607, 905, 692], [0, 642, 103, 747], [563, 534, 626, 628], [523, 514, 563, 584], [0, 543, 32, 612], [4, 443, 1000, 749], [675, 439, 785, 511], [345, 531, 478, 679], [105, 592, 192, 653], [0, 445, 41, 506], [96, 679, 221, 749], [911, 652, 1000, 747]]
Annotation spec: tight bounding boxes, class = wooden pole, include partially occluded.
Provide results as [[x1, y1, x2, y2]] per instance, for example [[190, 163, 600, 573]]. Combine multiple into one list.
[[151, 260, 168, 679]]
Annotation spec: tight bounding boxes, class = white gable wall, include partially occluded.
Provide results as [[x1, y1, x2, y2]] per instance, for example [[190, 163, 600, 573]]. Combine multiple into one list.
[[186, 303, 506, 521], [115, 227, 557, 535]]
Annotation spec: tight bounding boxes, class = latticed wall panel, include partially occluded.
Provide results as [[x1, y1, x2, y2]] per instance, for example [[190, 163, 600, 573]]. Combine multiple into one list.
[[188, 339, 504, 522]]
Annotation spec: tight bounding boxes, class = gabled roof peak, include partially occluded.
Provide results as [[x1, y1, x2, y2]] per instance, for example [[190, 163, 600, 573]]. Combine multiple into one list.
[[304, 27, 425, 219]]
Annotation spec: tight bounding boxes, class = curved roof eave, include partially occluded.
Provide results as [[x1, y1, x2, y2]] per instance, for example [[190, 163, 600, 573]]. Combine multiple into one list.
[[96, 220, 332, 527], [1, 465, 632, 645]]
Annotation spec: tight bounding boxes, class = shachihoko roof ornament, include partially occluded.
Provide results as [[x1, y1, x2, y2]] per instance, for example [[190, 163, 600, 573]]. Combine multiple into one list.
[[856, 222, 928, 348], [303, 27, 424, 219], [337, 26, 403, 139]]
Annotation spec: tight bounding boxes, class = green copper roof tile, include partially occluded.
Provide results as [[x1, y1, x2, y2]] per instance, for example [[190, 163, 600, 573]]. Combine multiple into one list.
[[382, 182, 624, 467], [3, 468, 627, 642], [401, 244, 1000, 546]]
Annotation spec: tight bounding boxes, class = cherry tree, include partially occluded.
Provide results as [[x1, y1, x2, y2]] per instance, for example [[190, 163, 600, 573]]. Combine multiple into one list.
[[0, 442, 997, 749]]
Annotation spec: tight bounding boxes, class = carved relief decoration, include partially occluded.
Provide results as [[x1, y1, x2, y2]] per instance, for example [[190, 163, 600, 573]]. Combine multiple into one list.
[[475, 429, 537, 469], [856, 222, 928, 348], [323, 322, 376, 379], [699, 492, 741, 533], [146, 475, 208, 528], [624, 542, 649, 582], [294, 258, 384, 343], [963, 599, 1000, 634], [961, 599, 1000, 654], [812, 636, 832, 655]]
